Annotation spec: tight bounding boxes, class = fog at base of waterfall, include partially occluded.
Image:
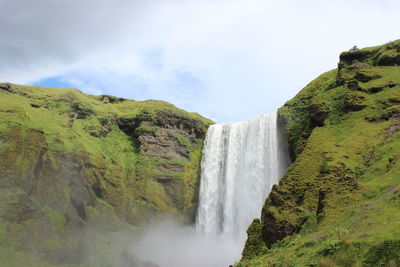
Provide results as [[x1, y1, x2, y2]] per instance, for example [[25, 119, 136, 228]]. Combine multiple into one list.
[[131, 219, 243, 267], [128, 113, 289, 267]]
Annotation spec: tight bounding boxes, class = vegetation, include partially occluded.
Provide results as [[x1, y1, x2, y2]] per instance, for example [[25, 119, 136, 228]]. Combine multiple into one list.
[[0, 83, 212, 266], [240, 40, 400, 266]]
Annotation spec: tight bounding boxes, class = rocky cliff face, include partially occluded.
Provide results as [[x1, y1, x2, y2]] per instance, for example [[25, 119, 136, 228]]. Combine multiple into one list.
[[241, 40, 400, 266], [0, 84, 212, 266]]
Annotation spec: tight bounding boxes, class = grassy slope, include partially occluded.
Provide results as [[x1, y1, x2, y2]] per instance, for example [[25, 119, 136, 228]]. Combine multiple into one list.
[[240, 40, 400, 266], [0, 84, 212, 266]]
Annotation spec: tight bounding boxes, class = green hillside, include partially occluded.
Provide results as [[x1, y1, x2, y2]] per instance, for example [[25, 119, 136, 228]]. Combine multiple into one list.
[[240, 40, 400, 266], [2, 39, 399, 267], [0, 83, 212, 266]]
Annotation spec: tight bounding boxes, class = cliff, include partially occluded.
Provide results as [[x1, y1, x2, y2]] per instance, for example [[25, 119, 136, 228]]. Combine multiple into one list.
[[0, 83, 212, 266], [241, 40, 400, 266]]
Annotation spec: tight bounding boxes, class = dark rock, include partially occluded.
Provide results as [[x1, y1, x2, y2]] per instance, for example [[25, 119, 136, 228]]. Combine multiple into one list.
[[138, 129, 189, 159], [363, 81, 396, 94], [386, 155, 400, 171], [367, 86, 384, 93], [382, 106, 400, 120], [116, 110, 208, 220], [344, 92, 367, 111], [99, 95, 127, 104], [30, 103, 41, 108], [155, 111, 208, 139], [316, 190, 327, 222], [339, 50, 372, 66], [242, 219, 266, 260], [0, 83, 13, 93], [269, 184, 286, 207], [387, 81, 397, 88], [262, 209, 300, 248], [376, 53, 400, 66], [355, 71, 381, 83], [84, 125, 110, 138], [70, 102, 94, 119], [388, 97, 400, 104], [346, 80, 359, 91], [309, 103, 328, 126], [117, 117, 140, 137]]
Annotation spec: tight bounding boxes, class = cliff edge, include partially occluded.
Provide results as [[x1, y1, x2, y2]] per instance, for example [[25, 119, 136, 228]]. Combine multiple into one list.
[[0, 84, 212, 266], [241, 40, 400, 266]]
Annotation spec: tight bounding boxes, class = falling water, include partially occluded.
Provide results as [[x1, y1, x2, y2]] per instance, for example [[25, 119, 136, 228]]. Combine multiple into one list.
[[132, 113, 290, 267], [196, 113, 290, 243]]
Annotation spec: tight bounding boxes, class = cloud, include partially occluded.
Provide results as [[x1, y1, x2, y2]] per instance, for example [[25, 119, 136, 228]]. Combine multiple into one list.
[[1, 0, 399, 122]]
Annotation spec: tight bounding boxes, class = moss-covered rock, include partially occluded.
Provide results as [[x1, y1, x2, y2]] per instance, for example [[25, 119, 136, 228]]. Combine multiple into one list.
[[0, 83, 213, 265], [241, 39, 400, 266]]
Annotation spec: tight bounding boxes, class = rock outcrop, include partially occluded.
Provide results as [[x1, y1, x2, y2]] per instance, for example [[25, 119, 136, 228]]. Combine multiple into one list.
[[0, 84, 212, 266], [241, 40, 400, 266]]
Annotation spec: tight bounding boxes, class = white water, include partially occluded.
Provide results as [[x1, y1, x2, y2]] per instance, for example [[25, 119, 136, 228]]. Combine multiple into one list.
[[196, 113, 290, 254], [130, 113, 290, 267]]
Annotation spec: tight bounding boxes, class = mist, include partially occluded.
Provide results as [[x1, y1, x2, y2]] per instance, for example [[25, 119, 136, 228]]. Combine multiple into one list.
[[128, 218, 243, 267]]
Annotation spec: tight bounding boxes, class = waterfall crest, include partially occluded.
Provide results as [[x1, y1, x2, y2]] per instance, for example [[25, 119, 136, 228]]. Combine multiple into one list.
[[196, 113, 290, 242]]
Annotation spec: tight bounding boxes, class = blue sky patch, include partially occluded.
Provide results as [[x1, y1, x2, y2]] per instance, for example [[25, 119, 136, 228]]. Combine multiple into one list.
[[32, 76, 74, 89]]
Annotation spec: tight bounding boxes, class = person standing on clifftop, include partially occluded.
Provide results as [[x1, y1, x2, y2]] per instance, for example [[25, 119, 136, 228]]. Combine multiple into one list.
[[350, 45, 359, 51]]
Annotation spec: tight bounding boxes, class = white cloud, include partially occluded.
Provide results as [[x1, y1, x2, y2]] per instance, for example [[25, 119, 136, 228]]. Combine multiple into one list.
[[0, 0, 399, 122]]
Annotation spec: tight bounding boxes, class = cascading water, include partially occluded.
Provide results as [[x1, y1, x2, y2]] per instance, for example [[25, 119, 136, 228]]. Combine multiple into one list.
[[133, 113, 290, 267], [196, 113, 290, 245]]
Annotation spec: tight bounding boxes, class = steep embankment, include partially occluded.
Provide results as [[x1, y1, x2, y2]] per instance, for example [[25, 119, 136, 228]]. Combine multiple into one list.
[[0, 83, 212, 266], [241, 40, 400, 266]]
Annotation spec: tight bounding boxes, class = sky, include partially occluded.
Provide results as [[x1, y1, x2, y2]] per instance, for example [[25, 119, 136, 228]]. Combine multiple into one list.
[[0, 0, 399, 123]]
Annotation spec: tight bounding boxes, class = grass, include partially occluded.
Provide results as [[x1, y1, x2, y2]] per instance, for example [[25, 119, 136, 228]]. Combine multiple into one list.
[[240, 39, 400, 266], [0, 82, 213, 265]]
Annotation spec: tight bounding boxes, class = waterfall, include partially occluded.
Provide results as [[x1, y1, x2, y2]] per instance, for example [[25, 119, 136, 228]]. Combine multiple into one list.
[[133, 113, 290, 267], [196, 113, 290, 242]]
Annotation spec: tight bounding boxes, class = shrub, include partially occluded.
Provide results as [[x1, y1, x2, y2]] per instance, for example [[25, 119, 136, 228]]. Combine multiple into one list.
[[363, 240, 400, 266], [317, 240, 343, 256]]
